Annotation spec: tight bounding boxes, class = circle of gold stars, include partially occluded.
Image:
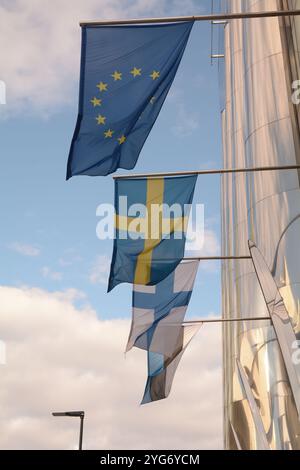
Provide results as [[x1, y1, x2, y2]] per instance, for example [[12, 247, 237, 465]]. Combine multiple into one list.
[[91, 68, 160, 145]]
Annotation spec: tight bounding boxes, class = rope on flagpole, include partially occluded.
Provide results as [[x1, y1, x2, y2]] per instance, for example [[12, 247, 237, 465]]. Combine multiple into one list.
[[80, 9, 300, 26]]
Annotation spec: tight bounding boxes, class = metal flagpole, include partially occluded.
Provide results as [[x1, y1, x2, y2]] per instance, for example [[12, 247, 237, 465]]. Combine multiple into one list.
[[182, 316, 270, 325], [183, 256, 251, 261], [113, 165, 300, 180], [80, 9, 300, 26], [79, 413, 84, 451]]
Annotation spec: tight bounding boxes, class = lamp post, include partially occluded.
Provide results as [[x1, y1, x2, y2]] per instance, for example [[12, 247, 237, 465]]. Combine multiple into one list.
[[52, 411, 85, 450]]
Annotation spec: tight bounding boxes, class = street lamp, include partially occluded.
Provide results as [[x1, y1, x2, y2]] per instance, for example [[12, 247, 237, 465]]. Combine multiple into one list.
[[52, 411, 85, 450]]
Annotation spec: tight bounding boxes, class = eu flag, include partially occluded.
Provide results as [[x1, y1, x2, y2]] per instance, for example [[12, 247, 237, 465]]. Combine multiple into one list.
[[108, 175, 197, 292], [67, 22, 194, 178]]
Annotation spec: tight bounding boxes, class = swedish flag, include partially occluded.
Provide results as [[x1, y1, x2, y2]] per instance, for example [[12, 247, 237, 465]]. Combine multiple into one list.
[[67, 22, 193, 178], [108, 175, 197, 292]]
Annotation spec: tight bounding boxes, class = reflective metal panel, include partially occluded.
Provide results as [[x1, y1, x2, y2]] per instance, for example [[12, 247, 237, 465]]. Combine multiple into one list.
[[222, 0, 300, 449], [249, 241, 300, 416], [236, 359, 270, 449]]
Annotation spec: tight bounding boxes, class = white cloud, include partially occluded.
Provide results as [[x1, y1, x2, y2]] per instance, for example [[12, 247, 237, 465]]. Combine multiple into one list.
[[58, 250, 82, 267], [186, 227, 221, 273], [9, 242, 40, 257], [201, 229, 220, 256], [89, 255, 110, 285], [41, 267, 63, 281], [186, 227, 220, 256], [0, 0, 201, 116], [51, 288, 86, 303], [0, 285, 222, 449]]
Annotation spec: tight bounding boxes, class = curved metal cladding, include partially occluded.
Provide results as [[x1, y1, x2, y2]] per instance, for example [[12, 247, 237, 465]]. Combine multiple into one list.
[[222, 0, 300, 449]]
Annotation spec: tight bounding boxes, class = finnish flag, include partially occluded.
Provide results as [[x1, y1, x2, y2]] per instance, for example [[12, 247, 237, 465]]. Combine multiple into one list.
[[126, 260, 201, 403]]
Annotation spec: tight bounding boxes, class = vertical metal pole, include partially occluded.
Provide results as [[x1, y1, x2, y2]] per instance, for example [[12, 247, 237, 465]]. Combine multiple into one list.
[[79, 414, 84, 450], [210, 0, 214, 65]]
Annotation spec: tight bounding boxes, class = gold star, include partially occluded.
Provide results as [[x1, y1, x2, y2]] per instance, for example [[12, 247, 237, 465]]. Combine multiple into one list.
[[111, 71, 122, 81], [97, 81, 108, 92], [130, 67, 142, 77], [150, 96, 156, 105], [104, 129, 114, 138], [91, 97, 102, 107], [118, 135, 126, 145], [150, 70, 160, 80], [96, 114, 106, 125]]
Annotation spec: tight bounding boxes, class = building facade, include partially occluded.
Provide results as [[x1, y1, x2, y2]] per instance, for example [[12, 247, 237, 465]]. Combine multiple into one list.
[[221, 0, 300, 449]]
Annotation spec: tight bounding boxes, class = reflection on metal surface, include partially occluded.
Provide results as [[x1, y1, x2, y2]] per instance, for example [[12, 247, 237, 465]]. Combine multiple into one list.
[[221, 0, 300, 450], [249, 241, 300, 418], [236, 359, 270, 450], [231, 325, 300, 449], [230, 421, 242, 450]]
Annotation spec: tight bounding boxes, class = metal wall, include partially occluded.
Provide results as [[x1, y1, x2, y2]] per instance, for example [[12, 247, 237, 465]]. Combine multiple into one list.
[[221, 0, 300, 449]]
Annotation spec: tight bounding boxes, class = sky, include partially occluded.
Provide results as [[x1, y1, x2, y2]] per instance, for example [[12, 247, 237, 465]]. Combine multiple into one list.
[[0, 0, 224, 449]]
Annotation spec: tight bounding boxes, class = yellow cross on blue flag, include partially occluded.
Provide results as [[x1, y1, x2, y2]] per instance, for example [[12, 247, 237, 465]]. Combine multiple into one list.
[[108, 175, 197, 292], [66, 22, 194, 178]]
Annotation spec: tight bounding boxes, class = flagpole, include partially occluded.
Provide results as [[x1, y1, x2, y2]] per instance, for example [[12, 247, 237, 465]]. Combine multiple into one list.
[[113, 165, 300, 180], [182, 316, 270, 325], [184, 256, 251, 261], [80, 9, 300, 26]]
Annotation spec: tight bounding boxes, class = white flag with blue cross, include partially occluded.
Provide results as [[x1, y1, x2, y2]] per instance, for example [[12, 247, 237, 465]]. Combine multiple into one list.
[[126, 260, 201, 404], [127, 260, 200, 352], [142, 323, 202, 404]]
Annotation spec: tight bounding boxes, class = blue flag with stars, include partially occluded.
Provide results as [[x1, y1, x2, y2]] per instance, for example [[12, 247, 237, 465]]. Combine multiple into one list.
[[67, 21, 194, 178], [108, 175, 197, 292]]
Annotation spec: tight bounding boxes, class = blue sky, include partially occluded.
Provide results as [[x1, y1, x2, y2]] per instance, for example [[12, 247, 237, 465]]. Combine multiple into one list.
[[0, 0, 225, 450], [0, 1, 223, 320]]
